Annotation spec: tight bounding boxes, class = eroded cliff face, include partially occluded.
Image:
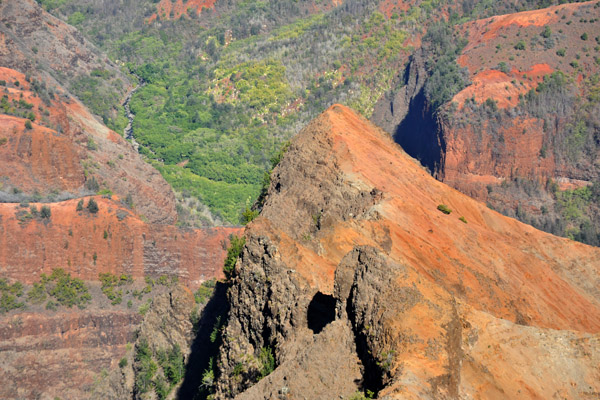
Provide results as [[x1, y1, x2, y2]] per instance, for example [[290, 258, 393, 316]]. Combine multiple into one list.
[[0, 197, 241, 287], [0, 284, 204, 400], [216, 105, 600, 399]]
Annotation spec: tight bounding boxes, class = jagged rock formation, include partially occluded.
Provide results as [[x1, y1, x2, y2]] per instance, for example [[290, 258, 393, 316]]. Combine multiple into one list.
[[216, 105, 600, 399]]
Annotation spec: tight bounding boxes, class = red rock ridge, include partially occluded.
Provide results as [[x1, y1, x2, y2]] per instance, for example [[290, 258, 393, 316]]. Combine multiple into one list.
[[217, 105, 600, 398]]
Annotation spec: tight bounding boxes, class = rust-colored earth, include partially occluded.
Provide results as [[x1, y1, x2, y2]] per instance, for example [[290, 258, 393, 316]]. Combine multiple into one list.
[[223, 105, 600, 398], [0, 196, 241, 288]]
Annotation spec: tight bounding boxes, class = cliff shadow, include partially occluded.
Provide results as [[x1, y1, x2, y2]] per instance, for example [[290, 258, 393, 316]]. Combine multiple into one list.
[[393, 87, 444, 176], [177, 282, 229, 399]]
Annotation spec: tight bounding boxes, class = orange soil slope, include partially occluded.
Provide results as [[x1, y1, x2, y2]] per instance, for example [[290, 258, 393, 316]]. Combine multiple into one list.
[[243, 105, 600, 398], [0, 197, 241, 288], [454, 1, 600, 108], [0, 66, 178, 224], [148, 0, 217, 22]]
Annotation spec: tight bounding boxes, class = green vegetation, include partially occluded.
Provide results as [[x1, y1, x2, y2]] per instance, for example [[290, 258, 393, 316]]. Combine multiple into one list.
[[0, 279, 25, 313], [459, 216, 468, 223], [99, 272, 133, 305], [223, 235, 245, 280], [40, 205, 51, 219], [423, 22, 470, 110], [554, 184, 600, 245], [258, 346, 275, 379], [437, 204, 452, 214], [349, 390, 375, 400], [194, 279, 216, 304], [34, 268, 92, 309], [87, 198, 99, 213], [134, 338, 185, 399], [27, 282, 47, 304], [541, 26, 552, 39], [67, 11, 85, 26]]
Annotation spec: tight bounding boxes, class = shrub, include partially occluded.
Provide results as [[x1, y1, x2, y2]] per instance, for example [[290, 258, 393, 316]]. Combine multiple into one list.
[[459, 216, 467, 223], [76, 199, 84, 211], [27, 282, 47, 304], [0, 279, 25, 313], [437, 204, 452, 214], [194, 279, 216, 304], [87, 198, 99, 213], [556, 48, 566, 57], [581, 32, 588, 41], [40, 205, 51, 219], [496, 62, 510, 74], [48, 269, 91, 308], [24, 120, 32, 130], [119, 357, 128, 368], [87, 137, 97, 150], [258, 346, 275, 379], [241, 206, 259, 224], [514, 40, 526, 50], [223, 235, 245, 280], [541, 26, 552, 39]]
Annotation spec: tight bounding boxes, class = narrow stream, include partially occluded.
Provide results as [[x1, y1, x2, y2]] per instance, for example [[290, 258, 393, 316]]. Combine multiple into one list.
[[122, 77, 146, 152]]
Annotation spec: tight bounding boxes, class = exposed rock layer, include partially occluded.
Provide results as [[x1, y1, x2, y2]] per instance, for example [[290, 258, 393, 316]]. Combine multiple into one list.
[[0, 197, 241, 288], [217, 105, 600, 399]]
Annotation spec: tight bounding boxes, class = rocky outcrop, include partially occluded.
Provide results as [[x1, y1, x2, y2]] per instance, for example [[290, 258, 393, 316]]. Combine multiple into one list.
[[0, 197, 241, 288], [216, 105, 600, 398]]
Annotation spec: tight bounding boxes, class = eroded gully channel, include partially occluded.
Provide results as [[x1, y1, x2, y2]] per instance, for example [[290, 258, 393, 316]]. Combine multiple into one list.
[[122, 77, 146, 151]]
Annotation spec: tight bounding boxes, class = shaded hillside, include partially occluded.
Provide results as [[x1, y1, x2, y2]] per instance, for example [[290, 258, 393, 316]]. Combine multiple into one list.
[[0, 0, 131, 131], [373, 0, 600, 245], [212, 105, 600, 399]]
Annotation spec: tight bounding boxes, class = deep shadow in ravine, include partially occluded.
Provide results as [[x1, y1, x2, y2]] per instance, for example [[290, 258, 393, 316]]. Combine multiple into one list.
[[393, 87, 444, 176], [177, 282, 229, 399]]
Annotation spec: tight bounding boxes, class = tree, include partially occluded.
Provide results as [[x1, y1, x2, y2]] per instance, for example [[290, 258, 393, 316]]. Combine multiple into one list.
[[76, 199, 84, 211], [541, 26, 551, 38], [40, 205, 51, 219], [87, 198, 99, 213]]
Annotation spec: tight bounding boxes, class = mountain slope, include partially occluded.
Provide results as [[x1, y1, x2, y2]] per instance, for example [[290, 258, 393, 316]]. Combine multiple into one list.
[[373, 0, 600, 245], [215, 105, 600, 398]]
